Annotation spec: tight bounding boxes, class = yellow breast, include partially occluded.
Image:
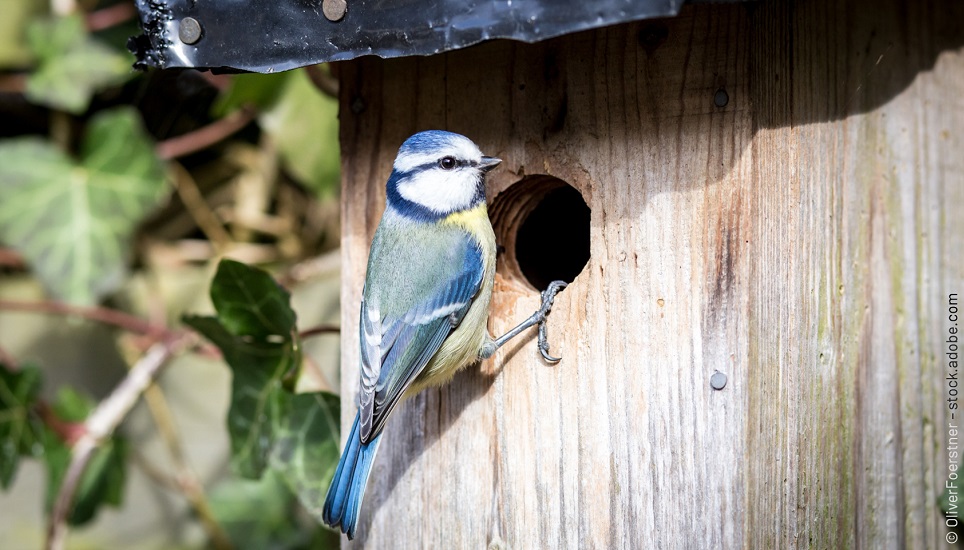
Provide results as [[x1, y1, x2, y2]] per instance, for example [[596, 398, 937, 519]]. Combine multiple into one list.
[[407, 203, 497, 393]]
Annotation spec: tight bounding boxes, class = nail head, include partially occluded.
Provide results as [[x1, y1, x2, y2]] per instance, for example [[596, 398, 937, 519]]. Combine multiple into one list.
[[714, 88, 729, 108], [710, 371, 727, 390], [323, 0, 348, 21], [179, 17, 202, 45]]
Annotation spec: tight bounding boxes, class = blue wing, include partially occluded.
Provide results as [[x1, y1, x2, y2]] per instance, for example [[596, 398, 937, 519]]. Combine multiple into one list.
[[323, 245, 481, 538], [357, 234, 484, 443]]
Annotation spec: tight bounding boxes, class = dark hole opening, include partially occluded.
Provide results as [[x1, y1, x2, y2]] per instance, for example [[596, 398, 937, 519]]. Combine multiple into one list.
[[515, 185, 590, 290]]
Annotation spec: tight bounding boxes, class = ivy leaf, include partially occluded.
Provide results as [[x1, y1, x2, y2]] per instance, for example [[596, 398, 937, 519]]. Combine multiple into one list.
[[269, 391, 340, 523], [44, 433, 128, 526], [208, 469, 308, 550], [185, 315, 296, 478], [184, 260, 300, 478], [42, 387, 128, 526], [0, 107, 167, 305], [0, 364, 45, 489], [186, 260, 341, 524], [25, 15, 133, 113], [212, 72, 292, 118], [208, 259, 297, 338], [0, 0, 45, 69]]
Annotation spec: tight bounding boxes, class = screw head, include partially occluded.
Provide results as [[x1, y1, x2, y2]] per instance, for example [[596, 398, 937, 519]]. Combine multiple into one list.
[[179, 17, 202, 45], [323, 0, 347, 21], [714, 88, 729, 108], [710, 371, 728, 391]]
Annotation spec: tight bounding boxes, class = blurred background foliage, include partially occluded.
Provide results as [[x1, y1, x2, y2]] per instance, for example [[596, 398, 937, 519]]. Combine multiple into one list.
[[0, 0, 344, 548]]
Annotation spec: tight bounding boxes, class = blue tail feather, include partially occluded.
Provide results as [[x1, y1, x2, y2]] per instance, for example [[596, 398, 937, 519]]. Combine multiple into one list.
[[323, 413, 383, 540]]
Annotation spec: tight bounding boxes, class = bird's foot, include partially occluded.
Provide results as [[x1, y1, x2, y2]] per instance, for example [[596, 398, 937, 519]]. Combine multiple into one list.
[[537, 280, 567, 363]]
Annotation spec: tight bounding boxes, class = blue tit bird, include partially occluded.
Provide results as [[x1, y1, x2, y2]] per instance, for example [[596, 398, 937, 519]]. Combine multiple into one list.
[[322, 130, 566, 539]]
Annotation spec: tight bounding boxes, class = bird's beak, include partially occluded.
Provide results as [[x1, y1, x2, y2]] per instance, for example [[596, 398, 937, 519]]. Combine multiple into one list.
[[479, 156, 502, 172]]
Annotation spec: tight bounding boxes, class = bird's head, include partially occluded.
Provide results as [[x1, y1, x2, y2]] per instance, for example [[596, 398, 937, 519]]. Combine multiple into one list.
[[386, 130, 501, 220]]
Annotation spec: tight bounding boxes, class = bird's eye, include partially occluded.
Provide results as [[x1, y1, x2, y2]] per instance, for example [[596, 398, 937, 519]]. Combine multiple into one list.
[[439, 156, 458, 170]]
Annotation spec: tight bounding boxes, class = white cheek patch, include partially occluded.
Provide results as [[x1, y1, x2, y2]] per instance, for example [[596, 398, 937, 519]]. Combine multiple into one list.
[[398, 169, 480, 213]]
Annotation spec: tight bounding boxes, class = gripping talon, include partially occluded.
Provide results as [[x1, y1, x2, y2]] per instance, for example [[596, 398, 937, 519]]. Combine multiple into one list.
[[537, 280, 567, 363], [538, 321, 562, 363]]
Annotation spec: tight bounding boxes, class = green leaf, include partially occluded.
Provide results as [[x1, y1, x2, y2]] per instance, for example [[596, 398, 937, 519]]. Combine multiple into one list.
[[185, 315, 296, 478], [260, 69, 340, 198], [25, 15, 133, 113], [42, 387, 128, 526], [73, 437, 127, 517], [0, 0, 46, 68], [184, 260, 300, 478], [49, 385, 94, 422], [270, 392, 340, 524], [208, 259, 297, 338], [0, 107, 168, 305], [186, 260, 341, 526], [0, 364, 45, 489], [212, 72, 292, 118], [208, 469, 308, 550], [43, 433, 128, 526]]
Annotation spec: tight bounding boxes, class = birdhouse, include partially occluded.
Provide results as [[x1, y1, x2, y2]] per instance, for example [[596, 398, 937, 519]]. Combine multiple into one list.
[[132, 0, 964, 546]]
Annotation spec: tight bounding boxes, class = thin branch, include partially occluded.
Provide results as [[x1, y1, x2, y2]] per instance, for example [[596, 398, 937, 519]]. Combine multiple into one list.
[[276, 249, 341, 287], [47, 438, 97, 550], [146, 239, 284, 265], [169, 162, 234, 250], [304, 64, 339, 98], [50, 111, 71, 151], [46, 333, 195, 550], [141, 377, 233, 549], [229, 133, 277, 244], [156, 108, 257, 161], [85, 2, 137, 32], [299, 353, 335, 394], [130, 449, 235, 550], [0, 300, 171, 339], [130, 450, 183, 492], [299, 325, 341, 339]]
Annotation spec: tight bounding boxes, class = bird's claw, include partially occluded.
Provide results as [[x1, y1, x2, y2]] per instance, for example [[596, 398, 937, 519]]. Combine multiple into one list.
[[537, 280, 567, 363], [538, 322, 561, 363]]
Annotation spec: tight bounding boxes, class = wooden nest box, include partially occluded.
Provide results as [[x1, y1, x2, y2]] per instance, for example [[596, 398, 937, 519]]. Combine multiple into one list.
[[135, 0, 964, 546]]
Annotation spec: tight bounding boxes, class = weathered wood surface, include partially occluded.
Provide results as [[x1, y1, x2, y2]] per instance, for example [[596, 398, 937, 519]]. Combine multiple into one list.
[[336, 0, 964, 547]]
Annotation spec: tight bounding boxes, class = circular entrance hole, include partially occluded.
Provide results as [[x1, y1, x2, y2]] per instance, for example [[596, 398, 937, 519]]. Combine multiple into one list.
[[490, 175, 590, 291]]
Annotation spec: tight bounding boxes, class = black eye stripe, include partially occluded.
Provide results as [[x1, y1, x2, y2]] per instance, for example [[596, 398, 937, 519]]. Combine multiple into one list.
[[401, 158, 480, 175]]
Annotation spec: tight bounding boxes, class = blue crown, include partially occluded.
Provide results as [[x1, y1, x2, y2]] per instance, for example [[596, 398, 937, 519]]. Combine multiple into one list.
[[399, 130, 467, 154]]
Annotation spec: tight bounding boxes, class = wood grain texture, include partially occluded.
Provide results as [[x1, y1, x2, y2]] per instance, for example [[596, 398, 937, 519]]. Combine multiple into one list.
[[335, 0, 964, 547]]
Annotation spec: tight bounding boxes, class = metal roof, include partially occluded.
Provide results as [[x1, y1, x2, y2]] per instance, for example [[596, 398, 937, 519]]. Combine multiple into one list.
[[130, 0, 706, 73]]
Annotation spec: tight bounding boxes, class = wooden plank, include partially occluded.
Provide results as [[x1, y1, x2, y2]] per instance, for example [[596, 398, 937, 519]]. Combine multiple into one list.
[[335, 0, 964, 546]]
